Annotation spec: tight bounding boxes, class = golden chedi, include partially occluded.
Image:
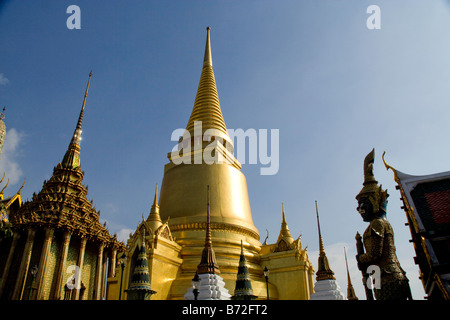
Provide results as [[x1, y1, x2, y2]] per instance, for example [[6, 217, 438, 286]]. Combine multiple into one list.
[[159, 27, 263, 299], [109, 28, 315, 300]]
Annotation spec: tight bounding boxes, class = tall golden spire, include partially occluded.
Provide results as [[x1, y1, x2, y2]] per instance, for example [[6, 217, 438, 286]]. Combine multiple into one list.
[[344, 247, 358, 300], [314, 200, 336, 281], [197, 185, 220, 275], [185, 27, 231, 145], [159, 28, 261, 299], [62, 71, 92, 169]]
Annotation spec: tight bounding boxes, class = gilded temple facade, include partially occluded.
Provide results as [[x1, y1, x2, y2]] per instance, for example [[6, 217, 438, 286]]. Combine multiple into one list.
[[0, 72, 125, 300], [107, 28, 315, 300]]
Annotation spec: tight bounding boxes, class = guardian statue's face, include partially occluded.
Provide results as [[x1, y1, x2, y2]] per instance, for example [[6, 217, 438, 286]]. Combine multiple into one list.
[[357, 197, 373, 222]]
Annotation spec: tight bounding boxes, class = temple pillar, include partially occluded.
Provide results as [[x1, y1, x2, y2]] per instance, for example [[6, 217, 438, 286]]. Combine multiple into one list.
[[53, 231, 71, 300], [101, 251, 108, 299], [36, 228, 54, 300], [74, 236, 87, 300], [109, 248, 117, 277], [12, 228, 36, 300], [94, 242, 104, 300], [0, 232, 20, 298]]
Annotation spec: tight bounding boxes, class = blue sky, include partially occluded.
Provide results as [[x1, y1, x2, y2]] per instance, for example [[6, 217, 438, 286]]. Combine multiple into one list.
[[2, 0, 450, 300]]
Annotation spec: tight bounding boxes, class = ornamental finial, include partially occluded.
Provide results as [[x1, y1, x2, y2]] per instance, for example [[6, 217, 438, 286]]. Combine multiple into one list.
[[203, 27, 213, 67]]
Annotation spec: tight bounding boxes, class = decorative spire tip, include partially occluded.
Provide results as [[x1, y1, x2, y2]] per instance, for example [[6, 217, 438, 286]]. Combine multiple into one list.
[[203, 27, 213, 67]]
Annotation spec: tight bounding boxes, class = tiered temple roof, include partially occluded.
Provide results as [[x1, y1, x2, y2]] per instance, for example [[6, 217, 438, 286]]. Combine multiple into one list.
[[10, 72, 123, 251]]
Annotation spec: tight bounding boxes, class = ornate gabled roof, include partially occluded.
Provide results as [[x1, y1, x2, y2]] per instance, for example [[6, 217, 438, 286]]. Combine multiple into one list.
[[127, 184, 176, 250], [9, 72, 124, 250], [128, 214, 174, 250], [185, 27, 232, 146], [0, 110, 25, 239], [0, 173, 25, 205], [0, 176, 24, 239], [383, 152, 450, 300]]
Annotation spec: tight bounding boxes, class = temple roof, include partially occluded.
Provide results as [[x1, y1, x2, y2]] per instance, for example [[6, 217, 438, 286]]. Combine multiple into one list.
[[383, 152, 450, 299], [10, 72, 124, 249], [0, 176, 24, 238]]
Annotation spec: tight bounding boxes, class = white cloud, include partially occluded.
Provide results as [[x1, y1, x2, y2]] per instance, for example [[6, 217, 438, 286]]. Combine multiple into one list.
[[116, 228, 134, 243], [105, 202, 119, 214], [100, 218, 133, 243], [0, 73, 9, 85], [0, 128, 24, 185]]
